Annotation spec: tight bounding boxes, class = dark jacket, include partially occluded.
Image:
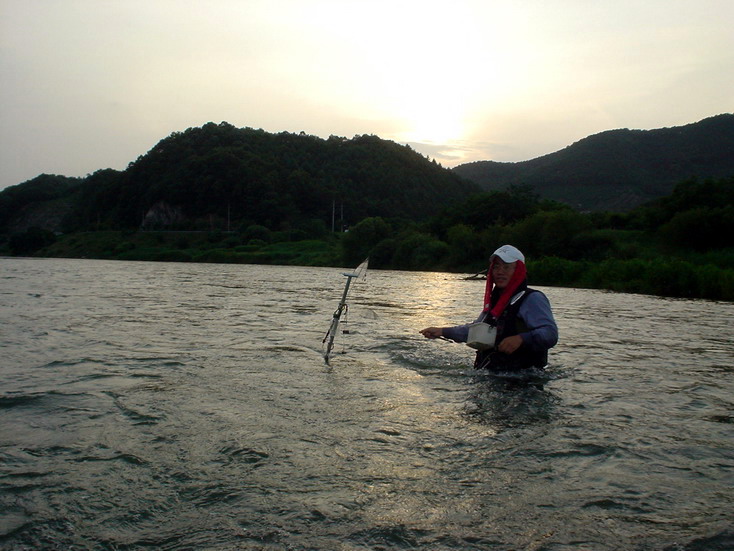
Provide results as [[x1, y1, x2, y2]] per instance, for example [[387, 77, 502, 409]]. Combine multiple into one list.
[[442, 287, 558, 372], [474, 289, 549, 371]]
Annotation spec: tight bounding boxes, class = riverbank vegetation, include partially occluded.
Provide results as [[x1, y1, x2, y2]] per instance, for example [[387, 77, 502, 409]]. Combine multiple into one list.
[[1, 122, 732, 300], [4, 177, 733, 301]]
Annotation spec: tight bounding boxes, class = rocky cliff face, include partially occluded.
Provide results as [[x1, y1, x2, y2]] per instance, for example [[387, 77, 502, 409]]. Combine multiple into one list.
[[141, 202, 185, 230]]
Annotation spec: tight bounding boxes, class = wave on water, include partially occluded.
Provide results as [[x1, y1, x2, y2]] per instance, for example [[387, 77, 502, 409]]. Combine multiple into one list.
[[2, 258, 733, 550]]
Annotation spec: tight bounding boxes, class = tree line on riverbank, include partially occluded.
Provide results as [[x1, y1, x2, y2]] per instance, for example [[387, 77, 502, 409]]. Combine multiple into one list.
[[1, 121, 732, 300], [340, 178, 734, 300], [6, 177, 734, 301], [0, 122, 477, 237]]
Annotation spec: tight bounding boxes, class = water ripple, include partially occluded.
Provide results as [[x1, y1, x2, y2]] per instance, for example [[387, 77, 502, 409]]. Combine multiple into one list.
[[1, 258, 732, 550]]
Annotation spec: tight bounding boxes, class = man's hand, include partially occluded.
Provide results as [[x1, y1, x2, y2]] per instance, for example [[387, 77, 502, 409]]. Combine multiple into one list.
[[497, 335, 523, 354], [420, 327, 443, 339]]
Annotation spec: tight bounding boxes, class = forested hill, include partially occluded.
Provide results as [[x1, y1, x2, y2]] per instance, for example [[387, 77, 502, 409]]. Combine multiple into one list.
[[0, 122, 480, 234], [453, 114, 734, 212]]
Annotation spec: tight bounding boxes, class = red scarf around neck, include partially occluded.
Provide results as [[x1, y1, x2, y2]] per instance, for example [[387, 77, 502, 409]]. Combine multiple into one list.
[[482, 258, 527, 320]]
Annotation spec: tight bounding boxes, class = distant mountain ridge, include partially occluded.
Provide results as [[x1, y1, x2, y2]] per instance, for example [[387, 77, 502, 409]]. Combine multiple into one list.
[[3, 116, 733, 237], [0, 122, 480, 235], [453, 114, 734, 211]]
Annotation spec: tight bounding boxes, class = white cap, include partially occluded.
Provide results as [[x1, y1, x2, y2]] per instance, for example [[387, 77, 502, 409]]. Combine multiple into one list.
[[491, 244, 525, 263]]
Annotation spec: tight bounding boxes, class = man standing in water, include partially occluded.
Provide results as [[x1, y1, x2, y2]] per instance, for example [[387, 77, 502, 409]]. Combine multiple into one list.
[[420, 245, 558, 372]]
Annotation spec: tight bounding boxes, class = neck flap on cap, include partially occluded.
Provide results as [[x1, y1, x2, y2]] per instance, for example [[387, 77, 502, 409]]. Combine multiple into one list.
[[482, 257, 527, 319]]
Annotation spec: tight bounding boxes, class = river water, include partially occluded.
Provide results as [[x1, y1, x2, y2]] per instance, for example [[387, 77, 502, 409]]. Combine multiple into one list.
[[1, 257, 732, 550]]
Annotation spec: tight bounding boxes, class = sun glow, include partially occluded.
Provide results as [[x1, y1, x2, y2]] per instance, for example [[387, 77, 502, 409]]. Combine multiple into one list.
[[286, 1, 508, 147], [361, 4, 486, 145]]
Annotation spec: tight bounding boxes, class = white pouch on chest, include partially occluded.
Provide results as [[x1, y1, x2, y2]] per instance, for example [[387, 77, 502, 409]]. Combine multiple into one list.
[[466, 322, 497, 350]]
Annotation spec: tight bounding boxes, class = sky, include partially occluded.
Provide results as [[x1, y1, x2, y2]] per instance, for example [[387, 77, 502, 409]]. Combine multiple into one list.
[[1, 0, 733, 192]]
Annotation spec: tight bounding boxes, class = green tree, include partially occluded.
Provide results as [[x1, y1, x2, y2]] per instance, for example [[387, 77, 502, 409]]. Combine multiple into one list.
[[341, 216, 392, 265], [370, 238, 398, 268], [391, 231, 449, 270], [437, 186, 541, 233], [505, 210, 593, 259], [243, 224, 272, 243], [9, 227, 57, 256], [658, 206, 734, 251], [446, 223, 484, 269], [0, 174, 82, 233]]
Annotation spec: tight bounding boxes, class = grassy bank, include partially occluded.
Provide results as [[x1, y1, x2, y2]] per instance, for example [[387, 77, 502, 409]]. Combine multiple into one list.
[[35, 231, 341, 267]]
